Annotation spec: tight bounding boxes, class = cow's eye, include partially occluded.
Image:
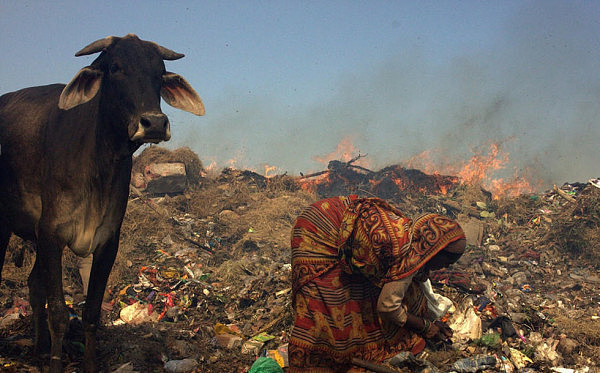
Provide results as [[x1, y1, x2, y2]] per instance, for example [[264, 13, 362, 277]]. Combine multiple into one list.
[[110, 63, 121, 74]]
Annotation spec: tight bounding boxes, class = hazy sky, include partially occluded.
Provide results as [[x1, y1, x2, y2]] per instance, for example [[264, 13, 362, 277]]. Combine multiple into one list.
[[2, 1, 600, 190]]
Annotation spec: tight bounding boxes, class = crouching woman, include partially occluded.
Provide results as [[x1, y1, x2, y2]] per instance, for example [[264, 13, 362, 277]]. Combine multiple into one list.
[[289, 195, 466, 372]]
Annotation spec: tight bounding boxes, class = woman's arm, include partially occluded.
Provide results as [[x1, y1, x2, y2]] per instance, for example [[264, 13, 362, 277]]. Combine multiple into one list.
[[378, 278, 450, 340], [377, 277, 413, 326], [405, 313, 438, 338]]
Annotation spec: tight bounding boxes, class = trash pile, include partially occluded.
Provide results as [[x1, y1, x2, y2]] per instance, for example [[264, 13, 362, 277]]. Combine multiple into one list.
[[0, 146, 599, 373], [298, 155, 459, 199]]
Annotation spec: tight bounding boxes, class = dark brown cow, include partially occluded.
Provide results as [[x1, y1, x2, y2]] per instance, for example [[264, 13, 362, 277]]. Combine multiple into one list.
[[0, 34, 204, 372]]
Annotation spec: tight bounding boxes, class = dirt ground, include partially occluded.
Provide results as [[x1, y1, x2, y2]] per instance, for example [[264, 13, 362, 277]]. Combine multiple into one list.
[[1, 147, 599, 372]]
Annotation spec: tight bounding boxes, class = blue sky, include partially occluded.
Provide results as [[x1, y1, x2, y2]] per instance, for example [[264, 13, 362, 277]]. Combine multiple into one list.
[[2, 1, 600, 190]]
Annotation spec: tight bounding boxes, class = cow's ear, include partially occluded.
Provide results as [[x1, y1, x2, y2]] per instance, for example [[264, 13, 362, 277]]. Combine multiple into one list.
[[161, 72, 205, 116], [58, 67, 103, 110]]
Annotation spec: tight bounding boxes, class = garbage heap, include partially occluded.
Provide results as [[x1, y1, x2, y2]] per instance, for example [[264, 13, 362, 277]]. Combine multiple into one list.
[[0, 147, 598, 373]]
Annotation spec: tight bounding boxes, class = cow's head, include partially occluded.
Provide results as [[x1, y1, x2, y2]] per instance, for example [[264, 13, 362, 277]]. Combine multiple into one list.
[[58, 34, 204, 143]]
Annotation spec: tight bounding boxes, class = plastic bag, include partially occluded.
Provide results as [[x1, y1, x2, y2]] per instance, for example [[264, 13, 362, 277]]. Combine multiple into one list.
[[249, 357, 284, 373], [452, 355, 497, 372], [419, 279, 454, 320]]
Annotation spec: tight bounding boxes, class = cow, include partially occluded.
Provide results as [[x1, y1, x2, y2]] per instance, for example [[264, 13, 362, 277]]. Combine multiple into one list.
[[0, 34, 204, 372]]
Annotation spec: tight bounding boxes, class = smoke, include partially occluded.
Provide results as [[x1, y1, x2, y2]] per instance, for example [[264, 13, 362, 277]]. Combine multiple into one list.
[[171, 1, 600, 190]]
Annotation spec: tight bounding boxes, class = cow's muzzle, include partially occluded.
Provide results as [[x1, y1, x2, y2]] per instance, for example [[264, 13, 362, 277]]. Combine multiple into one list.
[[130, 113, 171, 143]]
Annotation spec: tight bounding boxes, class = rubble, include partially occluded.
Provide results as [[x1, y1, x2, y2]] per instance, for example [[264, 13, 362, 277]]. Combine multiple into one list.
[[144, 162, 188, 195], [0, 148, 599, 372]]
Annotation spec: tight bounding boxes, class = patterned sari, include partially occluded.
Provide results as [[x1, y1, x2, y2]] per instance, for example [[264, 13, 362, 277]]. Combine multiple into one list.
[[289, 196, 465, 372]]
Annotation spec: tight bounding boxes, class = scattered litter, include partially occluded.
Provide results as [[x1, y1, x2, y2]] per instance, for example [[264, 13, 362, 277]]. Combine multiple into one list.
[[163, 358, 198, 373], [509, 347, 533, 369], [2, 147, 600, 371], [452, 355, 497, 372], [248, 357, 283, 373], [448, 298, 482, 343]]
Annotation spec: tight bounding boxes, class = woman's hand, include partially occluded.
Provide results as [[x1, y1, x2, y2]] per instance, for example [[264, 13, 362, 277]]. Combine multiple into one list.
[[424, 320, 453, 340], [423, 321, 439, 339], [434, 320, 453, 340], [405, 314, 453, 341]]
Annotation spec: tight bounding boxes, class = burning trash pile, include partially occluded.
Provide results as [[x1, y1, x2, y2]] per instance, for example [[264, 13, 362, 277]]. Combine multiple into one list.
[[0, 146, 599, 372], [298, 155, 459, 201]]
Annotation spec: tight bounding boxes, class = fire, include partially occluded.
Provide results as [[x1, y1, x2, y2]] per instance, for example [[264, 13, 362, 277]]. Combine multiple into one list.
[[455, 143, 507, 185], [205, 160, 218, 172], [453, 144, 539, 198], [202, 159, 219, 178], [208, 136, 539, 199], [298, 173, 331, 193], [304, 137, 539, 199], [405, 142, 538, 198], [225, 148, 251, 170], [488, 170, 541, 199], [226, 158, 238, 168], [264, 164, 277, 178], [392, 178, 405, 189], [313, 136, 370, 169]]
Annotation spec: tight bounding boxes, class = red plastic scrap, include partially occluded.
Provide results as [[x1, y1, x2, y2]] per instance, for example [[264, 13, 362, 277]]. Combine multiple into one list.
[[520, 284, 533, 293], [160, 292, 175, 308], [139, 266, 162, 286], [154, 291, 177, 321], [158, 309, 167, 321]]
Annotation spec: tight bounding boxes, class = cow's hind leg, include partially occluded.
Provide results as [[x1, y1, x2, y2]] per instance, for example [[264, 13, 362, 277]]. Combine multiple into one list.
[[28, 245, 51, 356], [33, 234, 68, 373], [82, 233, 119, 373], [0, 224, 10, 283]]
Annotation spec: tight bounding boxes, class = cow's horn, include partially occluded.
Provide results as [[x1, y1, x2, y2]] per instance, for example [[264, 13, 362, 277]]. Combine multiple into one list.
[[75, 36, 119, 57], [150, 42, 185, 61]]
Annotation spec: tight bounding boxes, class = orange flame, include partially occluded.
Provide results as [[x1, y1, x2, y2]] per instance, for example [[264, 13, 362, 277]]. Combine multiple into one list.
[[313, 136, 370, 168], [264, 164, 277, 178], [455, 143, 507, 185], [298, 173, 331, 193], [406, 143, 538, 198], [393, 178, 406, 189], [201, 159, 219, 178], [439, 184, 449, 195], [455, 144, 540, 198], [205, 160, 218, 172]]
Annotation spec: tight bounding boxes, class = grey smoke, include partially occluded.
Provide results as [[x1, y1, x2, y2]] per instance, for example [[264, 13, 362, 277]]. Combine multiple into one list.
[[170, 1, 600, 191]]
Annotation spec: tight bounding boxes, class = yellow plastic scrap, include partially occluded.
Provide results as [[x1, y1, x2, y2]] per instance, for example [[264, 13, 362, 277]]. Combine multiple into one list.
[[119, 284, 132, 296], [214, 322, 244, 337], [252, 332, 276, 342], [266, 350, 285, 368], [159, 268, 180, 280], [509, 347, 533, 369]]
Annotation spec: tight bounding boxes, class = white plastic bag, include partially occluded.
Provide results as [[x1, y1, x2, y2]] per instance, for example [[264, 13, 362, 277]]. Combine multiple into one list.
[[448, 297, 483, 343], [419, 279, 454, 320]]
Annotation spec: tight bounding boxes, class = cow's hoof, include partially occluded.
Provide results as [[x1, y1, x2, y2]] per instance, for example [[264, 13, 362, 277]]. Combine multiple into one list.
[[84, 360, 98, 373], [49, 356, 63, 373]]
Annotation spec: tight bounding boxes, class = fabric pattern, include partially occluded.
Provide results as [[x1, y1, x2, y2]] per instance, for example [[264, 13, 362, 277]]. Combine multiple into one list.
[[289, 196, 465, 372]]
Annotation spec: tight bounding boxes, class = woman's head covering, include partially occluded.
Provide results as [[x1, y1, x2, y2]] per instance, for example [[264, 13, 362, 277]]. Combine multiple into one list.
[[410, 213, 466, 256], [335, 198, 466, 285], [375, 213, 466, 282]]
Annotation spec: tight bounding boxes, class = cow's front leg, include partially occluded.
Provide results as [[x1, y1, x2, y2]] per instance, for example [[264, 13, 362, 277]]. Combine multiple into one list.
[[82, 233, 118, 373], [36, 233, 68, 373]]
